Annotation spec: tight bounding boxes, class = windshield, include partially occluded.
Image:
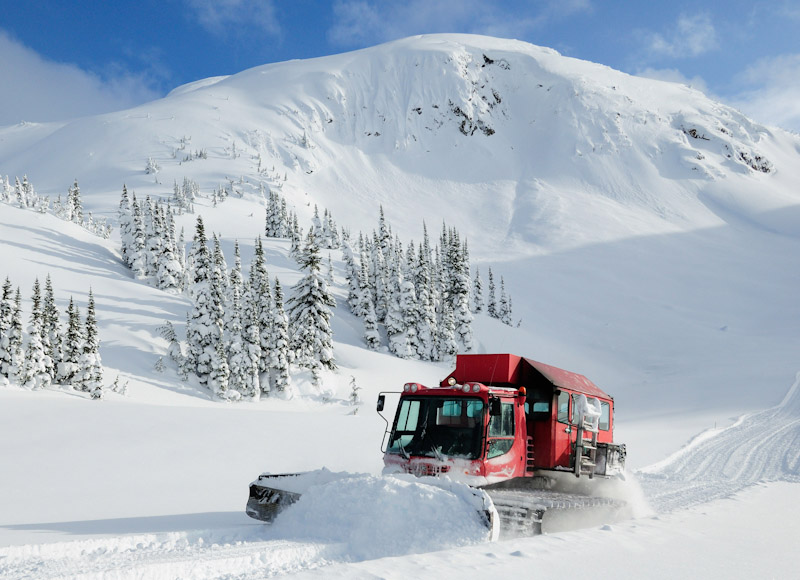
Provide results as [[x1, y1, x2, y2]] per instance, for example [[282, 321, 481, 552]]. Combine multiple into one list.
[[387, 397, 485, 459]]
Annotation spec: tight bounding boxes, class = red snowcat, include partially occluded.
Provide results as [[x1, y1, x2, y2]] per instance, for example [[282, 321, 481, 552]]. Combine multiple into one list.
[[247, 353, 627, 535]]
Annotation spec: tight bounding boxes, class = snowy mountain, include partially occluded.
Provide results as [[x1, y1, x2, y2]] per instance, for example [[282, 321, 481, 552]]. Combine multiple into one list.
[[1, 34, 799, 578]]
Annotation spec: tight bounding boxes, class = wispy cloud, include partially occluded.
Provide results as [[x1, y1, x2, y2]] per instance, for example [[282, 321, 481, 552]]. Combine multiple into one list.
[[728, 53, 800, 133], [641, 13, 718, 59], [327, 0, 592, 47], [0, 30, 162, 126], [183, 0, 280, 37]]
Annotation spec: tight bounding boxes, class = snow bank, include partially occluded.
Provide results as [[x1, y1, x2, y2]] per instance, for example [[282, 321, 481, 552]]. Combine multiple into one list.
[[271, 472, 495, 560]]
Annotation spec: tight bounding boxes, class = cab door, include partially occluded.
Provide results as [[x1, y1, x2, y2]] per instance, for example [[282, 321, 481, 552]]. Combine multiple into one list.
[[552, 390, 576, 468], [484, 398, 526, 480]]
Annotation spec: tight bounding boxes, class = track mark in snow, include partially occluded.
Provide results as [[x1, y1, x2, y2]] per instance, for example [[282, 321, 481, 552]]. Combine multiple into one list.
[[638, 373, 800, 513], [0, 530, 346, 580]]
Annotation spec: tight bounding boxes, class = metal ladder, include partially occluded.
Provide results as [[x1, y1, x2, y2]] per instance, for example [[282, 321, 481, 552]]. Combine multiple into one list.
[[574, 417, 599, 478]]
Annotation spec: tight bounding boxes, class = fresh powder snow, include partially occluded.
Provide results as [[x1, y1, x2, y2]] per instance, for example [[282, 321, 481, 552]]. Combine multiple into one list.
[[1, 33, 799, 579]]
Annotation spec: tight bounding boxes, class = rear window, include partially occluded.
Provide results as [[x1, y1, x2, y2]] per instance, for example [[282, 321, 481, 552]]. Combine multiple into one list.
[[599, 402, 610, 431]]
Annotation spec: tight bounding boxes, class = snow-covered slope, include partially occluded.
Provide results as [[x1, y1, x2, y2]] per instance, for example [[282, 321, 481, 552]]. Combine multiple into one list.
[[2, 34, 799, 413], [1, 33, 799, 578]]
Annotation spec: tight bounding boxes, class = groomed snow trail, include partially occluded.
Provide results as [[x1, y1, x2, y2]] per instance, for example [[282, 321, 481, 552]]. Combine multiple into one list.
[[0, 475, 492, 580], [638, 373, 800, 513], [0, 530, 346, 580]]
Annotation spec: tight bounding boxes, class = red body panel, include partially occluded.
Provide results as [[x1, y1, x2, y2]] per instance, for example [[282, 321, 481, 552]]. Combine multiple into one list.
[[386, 354, 618, 480]]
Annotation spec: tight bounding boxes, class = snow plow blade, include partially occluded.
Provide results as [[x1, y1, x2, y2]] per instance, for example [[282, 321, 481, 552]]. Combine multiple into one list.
[[246, 473, 304, 522]]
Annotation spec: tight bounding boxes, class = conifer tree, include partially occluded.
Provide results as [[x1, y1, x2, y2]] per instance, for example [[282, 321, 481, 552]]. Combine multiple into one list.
[[436, 300, 459, 361], [287, 230, 337, 376], [186, 216, 216, 383], [68, 179, 83, 224], [58, 297, 82, 385], [499, 277, 513, 326], [471, 267, 484, 314], [269, 278, 291, 395], [342, 241, 361, 312], [22, 279, 52, 389], [208, 335, 230, 397], [354, 254, 373, 320], [225, 283, 254, 397], [385, 263, 411, 358], [158, 320, 186, 376], [43, 275, 61, 380], [130, 194, 147, 278], [156, 210, 183, 292], [0, 277, 14, 380], [363, 300, 381, 350], [487, 267, 498, 319], [413, 239, 437, 360], [79, 290, 104, 397], [118, 185, 134, 266]]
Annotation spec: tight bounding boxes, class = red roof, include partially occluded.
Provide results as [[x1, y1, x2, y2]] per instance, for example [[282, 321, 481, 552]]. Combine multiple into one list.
[[522, 358, 611, 400], [444, 353, 613, 401]]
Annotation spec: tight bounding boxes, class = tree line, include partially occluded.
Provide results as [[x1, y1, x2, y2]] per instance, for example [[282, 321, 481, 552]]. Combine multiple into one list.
[[0, 276, 105, 397]]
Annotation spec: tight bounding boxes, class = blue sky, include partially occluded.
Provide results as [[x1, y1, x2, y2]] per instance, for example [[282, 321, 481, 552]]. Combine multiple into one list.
[[1, 0, 799, 131]]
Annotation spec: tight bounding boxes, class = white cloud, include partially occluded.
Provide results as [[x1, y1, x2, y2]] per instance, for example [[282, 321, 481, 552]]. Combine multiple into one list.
[[0, 30, 162, 126], [636, 67, 712, 96], [643, 13, 718, 59], [327, 0, 592, 47], [728, 54, 800, 133], [183, 0, 280, 36]]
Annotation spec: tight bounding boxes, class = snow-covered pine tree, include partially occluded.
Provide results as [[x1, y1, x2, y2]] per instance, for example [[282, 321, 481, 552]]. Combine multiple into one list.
[[22, 279, 52, 390], [436, 299, 459, 361], [385, 255, 412, 358], [43, 275, 61, 380], [248, 237, 273, 395], [156, 205, 183, 292], [487, 267, 498, 319], [118, 185, 134, 267], [471, 267, 484, 314], [225, 282, 255, 398], [0, 278, 14, 380], [370, 237, 389, 322], [321, 208, 340, 249], [269, 278, 291, 395], [342, 240, 361, 312], [129, 194, 147, 278], [354, 252, 373, 319], [1, 176, 11, 203], [363, 299, 381, 350], [7, 288, 25, 382], [67, 179, 83, 224], [58, 297, 82, 386], [79, 290, 104, 397], [349, 376, 361, 406], [142, 196, 161, 277], [14, 177, 26, 208], [207, 334, 230, 398], [158, 320, 186, 376], [326, 253, 334, 287], [185, 216, 216, 383], [413, 239, 437, 361], [499, 276, 513, 326], [287, 230, 337, 376], [226, 240, 244, 326]]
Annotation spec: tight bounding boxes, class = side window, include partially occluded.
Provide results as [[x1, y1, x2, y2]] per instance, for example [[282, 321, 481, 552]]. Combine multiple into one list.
[[599, 402, 610, 431], [557, 391, 570, 424], [488, 402, 515, 459], [489, 402, 515, 437]]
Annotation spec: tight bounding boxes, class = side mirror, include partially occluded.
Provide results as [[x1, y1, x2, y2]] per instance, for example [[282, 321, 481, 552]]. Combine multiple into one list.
[[490, 397, 502, 416], [377, 395, 385, 413]]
